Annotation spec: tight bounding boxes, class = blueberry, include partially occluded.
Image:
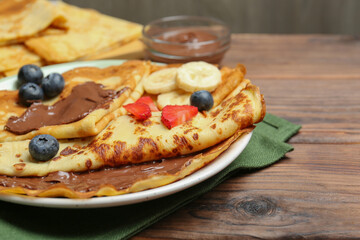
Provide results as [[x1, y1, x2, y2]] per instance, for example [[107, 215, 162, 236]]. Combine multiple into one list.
[[17, 64, 43, 86], [42, 73, 65, 98], [190, 90, 214, 111], [18, 82, 44, 107], [29, 134, 59, 161]]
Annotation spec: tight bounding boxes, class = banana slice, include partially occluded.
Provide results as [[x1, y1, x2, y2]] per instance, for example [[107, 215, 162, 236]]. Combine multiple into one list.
[[176, 61, 221, 92], [157, 90, 192, 110], [143, 68, 178, 94]]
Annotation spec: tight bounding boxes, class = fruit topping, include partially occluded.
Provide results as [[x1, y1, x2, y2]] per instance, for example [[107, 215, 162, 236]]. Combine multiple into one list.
[[135, 96, 159, 111], [190, 90, 214, 111], [176, 61, 221, 92], [18, 82, 44, 107], [42, 73, 65, 98], [161, 105, 198, 129], [143, 68, 178, 94], [29, 134, 59, 161], [123, 102, 151, 120], [17, 64, 43, 86]]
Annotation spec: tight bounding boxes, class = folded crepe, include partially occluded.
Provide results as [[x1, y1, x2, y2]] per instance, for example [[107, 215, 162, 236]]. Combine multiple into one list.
[[82, 40, 146, 61], [0, 127, 253, 198], [25, 2, 143, 63], [0, 62, 266, 198], [0, 80, 265, 177], [0, 44, 42, 73], [0, 0, 66, 46], [0, 60, 150, 142]]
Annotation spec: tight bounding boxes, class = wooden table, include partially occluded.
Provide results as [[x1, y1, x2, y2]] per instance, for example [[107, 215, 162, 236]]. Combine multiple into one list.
[[133, 34, 360, 239]]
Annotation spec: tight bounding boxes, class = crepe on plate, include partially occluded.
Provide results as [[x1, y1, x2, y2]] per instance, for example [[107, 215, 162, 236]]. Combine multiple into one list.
[[0, 60, 150, 142], [0, 62, 265, 198], [0, 127, 253, 198], [0, 0, 66, 46], [25, 2, 143, 63], [0, 82, 264, 176]]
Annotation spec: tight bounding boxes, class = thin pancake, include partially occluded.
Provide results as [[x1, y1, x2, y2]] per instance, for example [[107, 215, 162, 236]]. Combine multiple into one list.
[[81, 39, 146, 61], [0, 62, 266, 199], [0, 81, 265, 176], [0, 44, 42, 72], [155, 64, 247, 109], [0, 60, 150, 142], [25, 2, 143, 63], [0, 0, 66, 45], [0, 127, 252, 198]]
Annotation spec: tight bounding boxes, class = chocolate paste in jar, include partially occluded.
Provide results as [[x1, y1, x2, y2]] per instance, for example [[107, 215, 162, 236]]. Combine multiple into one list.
[[147, 28, 225, 63]]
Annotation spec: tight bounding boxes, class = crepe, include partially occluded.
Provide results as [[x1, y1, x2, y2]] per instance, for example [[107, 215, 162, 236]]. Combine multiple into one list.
[[0, 127, 253, 198], [0, 0, 66, 45], [0, 60, 150, 142], [82, 40, 146, 61], [0, 44, 42, 72], [25, 2, 143, 63], [0, 79, 265, 177], [156, 64, 249, 109], [0, 61, 266, 198]]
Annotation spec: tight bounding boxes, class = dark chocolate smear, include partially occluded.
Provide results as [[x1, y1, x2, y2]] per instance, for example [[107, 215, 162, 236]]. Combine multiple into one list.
[[0, 155, 192, 192], [6, 82, 127, 135]]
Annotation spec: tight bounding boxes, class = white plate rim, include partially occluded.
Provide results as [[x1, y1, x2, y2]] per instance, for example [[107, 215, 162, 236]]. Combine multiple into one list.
[[0, 60, 252, 208]]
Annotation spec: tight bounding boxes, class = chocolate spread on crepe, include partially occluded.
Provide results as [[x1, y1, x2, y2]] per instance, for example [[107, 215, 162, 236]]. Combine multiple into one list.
[[6, 82, 129, 135], [0, 156, 192, 192], [0, 60, 149, 142]]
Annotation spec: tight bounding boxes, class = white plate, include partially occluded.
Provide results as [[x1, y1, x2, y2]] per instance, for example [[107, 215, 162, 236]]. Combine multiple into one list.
[[0, 60, 130, 90], [0, 60, 252, 208]]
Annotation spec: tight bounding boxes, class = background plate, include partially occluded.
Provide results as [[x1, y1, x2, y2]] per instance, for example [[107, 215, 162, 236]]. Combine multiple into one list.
[[0, 60, 252, 208]]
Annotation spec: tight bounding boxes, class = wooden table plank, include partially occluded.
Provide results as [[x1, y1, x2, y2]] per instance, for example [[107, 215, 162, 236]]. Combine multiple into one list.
[[134, 34, 360, 239], [251, 78, 360, 144], [137, 144, 360, 239], [223, 34, 360, 79]]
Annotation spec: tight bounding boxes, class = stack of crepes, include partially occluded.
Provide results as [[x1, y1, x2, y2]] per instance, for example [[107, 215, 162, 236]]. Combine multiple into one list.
[[0, 60, 266, 198], [0, 0, 143, 78]]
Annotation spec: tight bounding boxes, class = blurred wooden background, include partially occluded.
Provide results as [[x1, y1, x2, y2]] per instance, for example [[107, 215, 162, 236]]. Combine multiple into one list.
[[64, 0, 359, 34]]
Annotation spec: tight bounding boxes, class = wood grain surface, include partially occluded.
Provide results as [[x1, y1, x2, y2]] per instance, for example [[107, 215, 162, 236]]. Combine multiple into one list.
[[65, 0, 360, 34], [133, 34, 360, 239]]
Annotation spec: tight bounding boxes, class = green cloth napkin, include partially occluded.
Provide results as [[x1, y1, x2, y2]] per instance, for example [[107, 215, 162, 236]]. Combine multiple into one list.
[[0, 114, 300, 240]]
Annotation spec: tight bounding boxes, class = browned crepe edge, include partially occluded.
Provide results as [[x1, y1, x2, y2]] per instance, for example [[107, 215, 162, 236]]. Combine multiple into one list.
[[0, 127, 253, 198]]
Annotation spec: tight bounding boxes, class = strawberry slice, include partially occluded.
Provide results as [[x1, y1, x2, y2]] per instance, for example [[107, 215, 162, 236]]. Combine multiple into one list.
[[135, 96, 159, 112], [161, 105, 198, 129], [123, 102, 151, 120]]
